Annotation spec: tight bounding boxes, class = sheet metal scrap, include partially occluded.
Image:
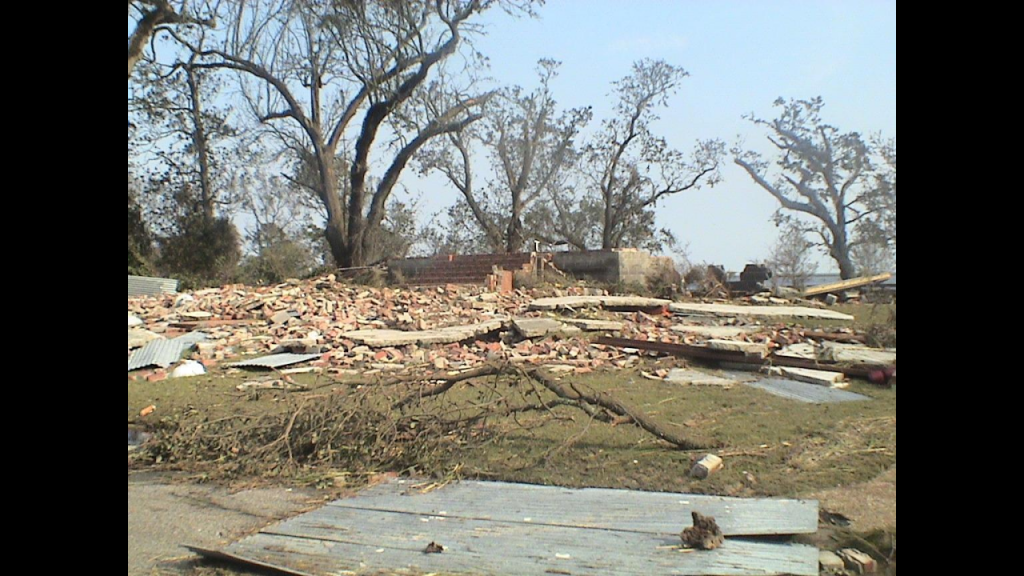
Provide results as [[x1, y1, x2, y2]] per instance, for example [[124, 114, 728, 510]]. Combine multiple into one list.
[[227, 353, 321, 370], [128, 332, 208, 372]]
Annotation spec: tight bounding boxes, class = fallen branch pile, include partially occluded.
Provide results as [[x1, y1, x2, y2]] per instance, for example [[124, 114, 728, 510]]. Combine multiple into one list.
[[139, 365, 712, 480]]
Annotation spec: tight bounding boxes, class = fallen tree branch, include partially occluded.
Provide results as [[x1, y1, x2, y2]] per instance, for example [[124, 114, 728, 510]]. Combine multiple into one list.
[[392, 365, 504, 410], [525, 369, 714, 451]]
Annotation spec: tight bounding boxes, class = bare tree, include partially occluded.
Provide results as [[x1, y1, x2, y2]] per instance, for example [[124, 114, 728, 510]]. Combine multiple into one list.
[[767, 224, 817, 292], [421, 60, 591, 253], [171, 0, 538, 268], [128, 0, 215, 80], [535, 60, 723, 252], [735, 98, 895, 279]]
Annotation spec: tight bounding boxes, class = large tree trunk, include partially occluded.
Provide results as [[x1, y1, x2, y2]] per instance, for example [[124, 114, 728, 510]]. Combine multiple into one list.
[[315, 151, 352, 268], [830, 231, 858, 280], [185, 65, 215, 222]]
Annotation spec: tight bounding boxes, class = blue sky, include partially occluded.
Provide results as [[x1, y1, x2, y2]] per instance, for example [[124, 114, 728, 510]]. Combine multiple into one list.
[[412, 0, 897, 271]]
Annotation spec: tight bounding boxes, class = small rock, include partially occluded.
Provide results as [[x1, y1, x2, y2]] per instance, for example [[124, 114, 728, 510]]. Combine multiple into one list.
[[423, 542, 445, 554], [819, 550, 846, 573]]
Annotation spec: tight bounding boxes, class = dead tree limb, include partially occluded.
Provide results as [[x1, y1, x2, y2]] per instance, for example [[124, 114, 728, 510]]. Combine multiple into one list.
[[525, 369, 714, 451], [392, 365, 504, 410]]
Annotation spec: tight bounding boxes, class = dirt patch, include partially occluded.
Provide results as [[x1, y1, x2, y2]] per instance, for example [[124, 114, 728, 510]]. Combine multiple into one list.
[[810, 466, 897, 532]]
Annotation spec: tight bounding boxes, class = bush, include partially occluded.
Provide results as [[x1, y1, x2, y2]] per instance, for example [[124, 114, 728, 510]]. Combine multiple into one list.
[[158, 217, 242, 287]]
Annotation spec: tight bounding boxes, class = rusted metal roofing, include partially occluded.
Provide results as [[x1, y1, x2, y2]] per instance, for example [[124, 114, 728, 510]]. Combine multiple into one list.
[[128, 275, 179, 298]]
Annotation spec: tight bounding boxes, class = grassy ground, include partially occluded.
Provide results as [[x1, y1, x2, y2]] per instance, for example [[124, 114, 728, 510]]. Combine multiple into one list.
[[129, 303, 896, 575]]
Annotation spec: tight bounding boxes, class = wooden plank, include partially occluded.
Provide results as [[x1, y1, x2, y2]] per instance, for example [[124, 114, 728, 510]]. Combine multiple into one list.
[[326, 480, 819, 537], [217, 509, 819, 576], [746, 379, 872, 404], [800, 273, 892, 298], [669, 303, 854, 321]]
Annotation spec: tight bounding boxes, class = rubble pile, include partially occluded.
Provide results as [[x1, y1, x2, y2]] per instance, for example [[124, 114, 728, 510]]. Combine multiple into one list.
[[128, 275, 891, 381]]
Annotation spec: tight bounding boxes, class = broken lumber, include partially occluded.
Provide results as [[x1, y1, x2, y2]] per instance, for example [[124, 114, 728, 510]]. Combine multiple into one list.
[[595, 337, 891, 380], [670, 302, 854, 321], [800, 273, 892, 298]]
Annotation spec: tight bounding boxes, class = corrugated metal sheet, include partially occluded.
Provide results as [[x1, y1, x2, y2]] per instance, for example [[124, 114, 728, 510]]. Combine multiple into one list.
[[196, 480, 820, 576], [127, 333, 207, 372], [128, 275, 179, 298], [227, 353, 321, 369]]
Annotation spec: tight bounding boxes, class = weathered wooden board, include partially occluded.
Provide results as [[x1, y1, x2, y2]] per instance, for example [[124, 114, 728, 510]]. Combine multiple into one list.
[[195, 480, 820, 576], [206, 511, 819, 576], [330, 481, 819, 537], [746, 378, 872, 404]]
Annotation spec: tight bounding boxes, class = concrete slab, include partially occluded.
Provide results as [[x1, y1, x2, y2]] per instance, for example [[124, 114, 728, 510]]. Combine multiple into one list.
[[670, 303, 854, 321], [666, 369, 738, 387], [672, 325, 762, 339], [561, 318, 627, 332], [343, 320, 505, 347], [128, 329, 163, 350], [530, 295, 671, 312], [746, 378, 871, 404], [706, 339, 769, 358], [511, 318, 581, 339]]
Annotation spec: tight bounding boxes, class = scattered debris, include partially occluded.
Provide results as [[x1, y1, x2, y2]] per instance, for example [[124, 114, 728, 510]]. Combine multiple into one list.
[[170, 360, 207, 379], [820, 510, 853, 527], [423, 542, 445, 555], [690, 455, 725, 479], [800, 273, 893, 299], [140, 405, 156, 418], [596, 337, 890, 381], [236, 378, 305, 392], [681, 512, 725, 550], [837, 549, 879, 574], [128, 315, 143, 328], [227, 353, 321, 370]]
